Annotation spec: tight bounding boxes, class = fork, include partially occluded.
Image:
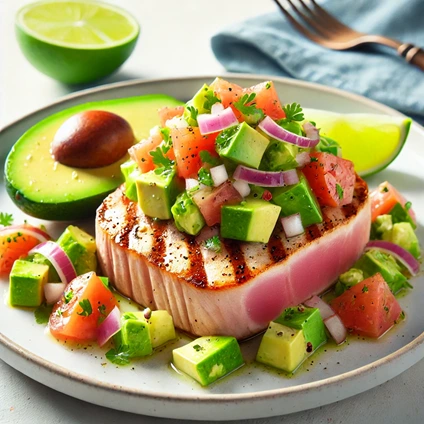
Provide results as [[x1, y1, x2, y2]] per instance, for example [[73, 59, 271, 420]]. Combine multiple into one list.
[[273, 0, 424, 71]]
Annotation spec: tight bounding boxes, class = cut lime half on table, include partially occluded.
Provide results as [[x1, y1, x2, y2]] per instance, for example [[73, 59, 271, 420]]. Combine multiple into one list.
[[305, 109, 412, 177], [15, 0, 140, 84]]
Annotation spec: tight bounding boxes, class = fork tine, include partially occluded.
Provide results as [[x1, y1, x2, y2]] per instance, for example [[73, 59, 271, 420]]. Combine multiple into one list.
[[308, 0, 355, 33], [272, 0, 323, 43]]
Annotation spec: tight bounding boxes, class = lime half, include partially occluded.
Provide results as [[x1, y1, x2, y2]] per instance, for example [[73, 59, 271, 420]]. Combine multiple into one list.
[[16, 0, 140, 84], [305, 109, 412, 177]]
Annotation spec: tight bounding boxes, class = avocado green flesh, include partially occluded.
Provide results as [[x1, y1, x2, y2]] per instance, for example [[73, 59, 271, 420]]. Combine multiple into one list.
[[5, 95, 183, 220]]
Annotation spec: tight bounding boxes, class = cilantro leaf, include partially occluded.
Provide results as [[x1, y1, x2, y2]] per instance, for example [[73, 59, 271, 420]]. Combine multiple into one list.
[[336, 184, 344, 200], [215, 125, 239, 150], [203, 91, 221, 111], [64, 290, 73, 304], [234, 93, 264, 124], [150, 145, 175, 175], [160, 127, 172, 152], [0, 212, 14, 227], [198, 168, 214, 187], [199, 150, 220, 166], [106, 346, 131, 365], [34, 303, 53, 324], [204, 235, 221, 253], [186, 106, 199, 126], [282, 103, 304, 122], [77, 299, 92, 317]]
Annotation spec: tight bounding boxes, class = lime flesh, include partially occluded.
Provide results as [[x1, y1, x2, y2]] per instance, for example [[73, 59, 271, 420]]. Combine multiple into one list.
[[304, 109, 411, 177]]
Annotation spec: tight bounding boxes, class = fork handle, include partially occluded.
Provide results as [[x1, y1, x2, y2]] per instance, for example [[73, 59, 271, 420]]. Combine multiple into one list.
[[398, 43, 424, 71]]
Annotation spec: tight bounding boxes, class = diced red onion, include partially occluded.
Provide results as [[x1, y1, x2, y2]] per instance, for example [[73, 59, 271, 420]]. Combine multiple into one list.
[[281, 214, 304, 238], [210, 164, 228, 187], [29, 241, 77, 284], [258, 116, 320, 148], [211, 102, 224, 115], [304, 295, 335, 320], [365, 240, 420, 276], [232, 180, 251, 198], [303, 121, 320, 141], [233, 165, 285, 187], [197, 107, 238, 135], [282, 169, 299, 186], [0, 225, 51, 243], [324, 314, 347, 345], [295, 152, 311, 168], [44, 282, 66, 305], [97, 306, 121, 347], [185, 178, 199, 190]]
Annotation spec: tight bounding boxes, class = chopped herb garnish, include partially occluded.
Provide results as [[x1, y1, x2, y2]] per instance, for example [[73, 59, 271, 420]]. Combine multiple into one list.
[[336, 184, 344, 199], [56, 308, 63, 317], [77, 299, 92, 317], [198, 167, 214, 187], [150, 145, 175, 175], [193, 344, 204, 352], [204, 235, 221, 253], [203, 92, 221, 111], [160, 127, 172, 151], [0, 212, 14, 227], [186, 106, 199, 126], [98, 304, 107, 315], [199, 150, 220, 166], [310, 157, 318, 162], [215, 125, 239, 150], [234, 93, 264, 123], [265, 82, 271, 89], [282, 103, 304, 122], [362, 285, 369, 293], [384, 306, 389, 313], [34, 303, 53, 324], [405, 201, 412, 211], [106, 345, 131, 365], [99, 276, 109, 289], [64, 290, 74, 304], [382, 187, 389, 193]]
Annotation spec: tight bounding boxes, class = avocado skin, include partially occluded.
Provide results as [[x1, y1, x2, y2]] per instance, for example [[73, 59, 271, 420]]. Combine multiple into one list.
[[5, 179, 115, 220]]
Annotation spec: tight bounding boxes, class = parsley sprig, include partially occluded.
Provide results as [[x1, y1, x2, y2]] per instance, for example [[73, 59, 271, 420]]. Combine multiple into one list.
[[282, 103, 304, 122], [186, 106, 199, 126], [0, 212, 14, 227], [150, 145, 175, 175], [204, 235, 221, 253], [203, 92, 221, 111], [234, 93, 264, 124], [336, 184, 344, 200]]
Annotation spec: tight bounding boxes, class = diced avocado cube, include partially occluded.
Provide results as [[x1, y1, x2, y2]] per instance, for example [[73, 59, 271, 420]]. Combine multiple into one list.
[[391, 222, 421, 259], [172, 336, 244, 386], [221, 198, 281, 243], [354, 249, 409, 293], [131, 310, 176, 348], [371, 214, 393, 240], [259, 140, 299, 171], [121, 160, 141, 202], [389, 202, 416, 229], [113, 313, 153, 358], [272, 172, 322, 228], [275, 306, 327, 352], [136, 168, 182, 220], [9, 260, 49, 307], [335, 268, 365, 295], [184, 83, 212, 125], [256, 321, 306, 373], [316, 135, 342, 157], [216, 123, 270, 169], [171, 191, 205, 236]]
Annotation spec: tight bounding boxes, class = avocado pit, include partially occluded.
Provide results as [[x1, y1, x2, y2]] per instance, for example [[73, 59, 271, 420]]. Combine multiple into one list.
[[51, 110, 135, 168]]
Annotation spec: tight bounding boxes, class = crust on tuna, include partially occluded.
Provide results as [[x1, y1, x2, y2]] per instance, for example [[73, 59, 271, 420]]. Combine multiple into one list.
[[96, 176, 370, 340]]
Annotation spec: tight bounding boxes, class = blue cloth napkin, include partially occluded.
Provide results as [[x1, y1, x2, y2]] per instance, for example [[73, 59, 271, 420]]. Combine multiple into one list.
[[211, 0, 424, 123]]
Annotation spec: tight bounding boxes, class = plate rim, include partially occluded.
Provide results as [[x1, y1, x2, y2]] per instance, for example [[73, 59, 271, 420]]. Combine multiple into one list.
[[1, 73, 424, 406]]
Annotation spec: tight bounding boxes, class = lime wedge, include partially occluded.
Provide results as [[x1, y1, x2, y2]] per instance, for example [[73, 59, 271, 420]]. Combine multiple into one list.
[[16, 0, 140, 84], [304, 109, 412, 177]]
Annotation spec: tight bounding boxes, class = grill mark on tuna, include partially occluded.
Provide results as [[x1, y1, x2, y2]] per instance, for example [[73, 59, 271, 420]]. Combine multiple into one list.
[[341, 203, 358, 220], [223, 240, 251, 284], [321, 210, 336, 231], [267, 231, 287, 262], [115, 200, 138, 249], [305, 224, 323, 242], [148, 221, 166, 267], [185, 236, 208, 288]]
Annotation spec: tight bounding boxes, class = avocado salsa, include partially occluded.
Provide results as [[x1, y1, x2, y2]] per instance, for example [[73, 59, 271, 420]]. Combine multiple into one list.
[[1, 78, 421, 386]]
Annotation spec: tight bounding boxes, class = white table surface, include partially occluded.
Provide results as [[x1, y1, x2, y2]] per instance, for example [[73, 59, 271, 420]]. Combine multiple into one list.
[[1, 1, 423, 423]]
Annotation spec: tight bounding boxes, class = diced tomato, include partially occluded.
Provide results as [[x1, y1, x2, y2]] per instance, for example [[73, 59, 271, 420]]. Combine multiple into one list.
[[244, 81, 286, 120], [192, 181, 243, 226], [210, 78, 244, 121], [49, 272, 118, 342], [330, 273, 402, 338], [370, 181, 416, 223], [158, 106, 184, 127], [171, 126, 218, 178], [0, 224, 51, 274], [302, 152, 355, 207], [129, 131, 175, 174]]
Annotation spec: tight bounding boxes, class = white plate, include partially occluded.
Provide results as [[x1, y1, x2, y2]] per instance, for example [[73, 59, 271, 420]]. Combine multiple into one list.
[[0, 75, 423, 421]]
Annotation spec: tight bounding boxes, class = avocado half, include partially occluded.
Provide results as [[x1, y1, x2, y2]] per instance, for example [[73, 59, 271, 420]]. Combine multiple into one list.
[[5, 95, 183, 220]]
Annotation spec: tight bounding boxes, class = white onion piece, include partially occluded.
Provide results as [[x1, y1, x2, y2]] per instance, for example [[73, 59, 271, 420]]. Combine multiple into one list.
[[210, 164, 228, 187], [166, 116, 188, 129], [97, 306, 121, 347], [303, 121, 320, 141], [232, 180, 251, 198], [197, 107, 238, 135], [185, 178, 199, 190], [149, 125, 161, 137], [233, 165, 285, 187], [211, 102, 224, 115], [258, 116, 320, 148], [304, 295, 335, 320], [0, 225, 51, 243], [296, 151, 311, 168], [29, 241, 77, 284], [44, 282, 66, 305], [281, 214, 304, 238], [282, 169, 299, 186], [324, 314, 347, 345], [365, 240, 420, 276]]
